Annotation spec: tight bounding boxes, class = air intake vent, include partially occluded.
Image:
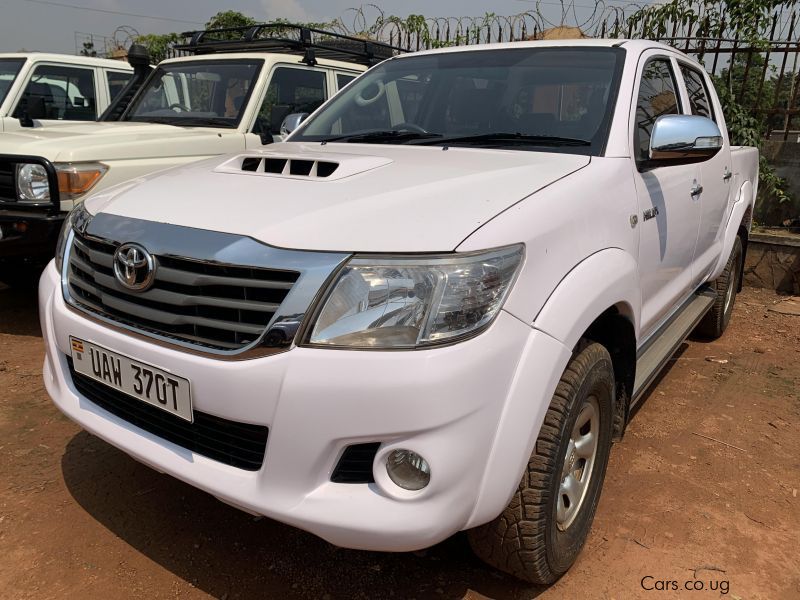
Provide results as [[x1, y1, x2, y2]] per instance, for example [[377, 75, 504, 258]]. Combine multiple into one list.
[[238, 157, 339, 178], [331, 442, 381, 483]]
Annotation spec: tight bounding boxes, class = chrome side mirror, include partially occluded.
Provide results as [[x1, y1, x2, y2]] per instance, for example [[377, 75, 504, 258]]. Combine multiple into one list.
[[649, 115, 723, 164], [280, 112, 309, 136]]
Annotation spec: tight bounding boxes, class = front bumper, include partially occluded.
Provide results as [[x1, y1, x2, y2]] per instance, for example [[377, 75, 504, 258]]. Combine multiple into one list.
[[40, 262, 571, 551], [0, 210, 64, 261]]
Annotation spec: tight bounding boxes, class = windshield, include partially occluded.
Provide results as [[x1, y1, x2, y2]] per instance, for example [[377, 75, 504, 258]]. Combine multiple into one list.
[[124, 59, 262, 128], [0, 58, 25, 107], [294, 47, 624, 154]]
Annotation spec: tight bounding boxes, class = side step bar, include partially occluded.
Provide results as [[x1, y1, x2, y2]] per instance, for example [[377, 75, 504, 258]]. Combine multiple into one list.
[[631, 288, 716, 407]]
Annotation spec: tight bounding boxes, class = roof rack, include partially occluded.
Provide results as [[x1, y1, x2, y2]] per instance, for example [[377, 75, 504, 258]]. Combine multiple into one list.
[[174, 23, 405, 67]]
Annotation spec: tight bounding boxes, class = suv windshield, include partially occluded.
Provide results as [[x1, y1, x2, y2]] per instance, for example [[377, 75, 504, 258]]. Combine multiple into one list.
[[124, 59, 262, 128], [294, 47, 624, 154], [0, 58, 25, 107]]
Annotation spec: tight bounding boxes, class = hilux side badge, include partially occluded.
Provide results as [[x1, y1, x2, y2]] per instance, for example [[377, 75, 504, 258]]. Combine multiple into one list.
[[643, 207, 659, 221]]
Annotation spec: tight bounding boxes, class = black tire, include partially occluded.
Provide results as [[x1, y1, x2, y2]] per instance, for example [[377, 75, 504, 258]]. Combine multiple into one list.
[[468, 342, 615, 584], [695, 236, 743, 340]]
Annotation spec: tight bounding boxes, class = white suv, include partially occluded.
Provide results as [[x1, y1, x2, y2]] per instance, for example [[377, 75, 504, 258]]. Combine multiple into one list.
[[0, 53, 132, 131]]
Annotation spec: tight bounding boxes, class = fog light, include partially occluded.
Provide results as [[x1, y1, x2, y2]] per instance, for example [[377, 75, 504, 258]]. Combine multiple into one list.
[[386, 449, 431, 491]]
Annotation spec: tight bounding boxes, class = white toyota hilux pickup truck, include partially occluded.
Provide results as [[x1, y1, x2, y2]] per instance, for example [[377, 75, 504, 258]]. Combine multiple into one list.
[[39, 39, 758, 583]]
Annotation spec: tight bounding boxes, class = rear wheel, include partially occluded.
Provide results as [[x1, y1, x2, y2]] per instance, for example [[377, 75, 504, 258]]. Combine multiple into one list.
[[468, 342, 615, 584], [695, 236, 743, 339]]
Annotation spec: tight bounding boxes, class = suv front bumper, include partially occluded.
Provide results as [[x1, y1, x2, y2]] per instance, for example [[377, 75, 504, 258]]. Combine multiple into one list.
[[39, 261, 571, 551]]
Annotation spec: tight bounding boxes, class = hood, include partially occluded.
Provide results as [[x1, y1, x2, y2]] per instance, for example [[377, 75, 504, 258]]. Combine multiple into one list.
[[86, 142, 590, 253], [0, 121, 242, 162]]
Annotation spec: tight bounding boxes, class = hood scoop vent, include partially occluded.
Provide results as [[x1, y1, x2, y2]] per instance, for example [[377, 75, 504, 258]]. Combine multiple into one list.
[[240, 157, 339, 178], [215, 150, 393, 181]]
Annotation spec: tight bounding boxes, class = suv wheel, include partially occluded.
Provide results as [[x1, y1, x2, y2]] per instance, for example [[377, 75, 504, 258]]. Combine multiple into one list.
[[695, 235, 743, 339], [468, 342, 615, 584]]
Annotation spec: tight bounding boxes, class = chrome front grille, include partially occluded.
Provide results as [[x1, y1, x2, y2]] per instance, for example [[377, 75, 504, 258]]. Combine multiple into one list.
[[67, 231, 300, 351]]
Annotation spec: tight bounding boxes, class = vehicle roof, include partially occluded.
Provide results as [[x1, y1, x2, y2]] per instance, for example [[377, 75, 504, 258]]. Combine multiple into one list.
[[160, 52, 368, 72], [396, 38, 686, 58], [0, 52, 133, 69]]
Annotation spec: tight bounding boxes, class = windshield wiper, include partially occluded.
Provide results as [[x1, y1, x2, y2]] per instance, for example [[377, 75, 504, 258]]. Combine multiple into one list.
[[130, 116, 234, 128], [322, 130, 443, 144], [412, 132, 592, 147]]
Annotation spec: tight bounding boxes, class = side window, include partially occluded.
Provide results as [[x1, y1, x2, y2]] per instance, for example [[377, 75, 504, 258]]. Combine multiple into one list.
[[680, 64, 715, 122], [336, 73, 356, 90], [634, 58, 681, 161], [13, 64, 97, 121], [253, 67, 327, 135], [107, 71, 132, 103]]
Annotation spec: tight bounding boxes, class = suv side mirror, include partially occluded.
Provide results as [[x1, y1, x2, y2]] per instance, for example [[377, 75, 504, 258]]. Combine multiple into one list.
[[649, 115, 723, 165], [280, 112, 309, 136]]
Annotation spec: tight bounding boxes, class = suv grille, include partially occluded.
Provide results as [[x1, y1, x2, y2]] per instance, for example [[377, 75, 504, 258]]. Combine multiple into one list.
[[67, 231, 300, 351], [68, 359, 268, 471], [0, 161, 15, 202]]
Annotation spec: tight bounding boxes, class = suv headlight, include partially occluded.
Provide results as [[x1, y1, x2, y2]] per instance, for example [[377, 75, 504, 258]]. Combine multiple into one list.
[[16, 161, 107, 203], [16, 163, 51, 202], [54, 202, 92, 272], [306, 244, 524, 349]]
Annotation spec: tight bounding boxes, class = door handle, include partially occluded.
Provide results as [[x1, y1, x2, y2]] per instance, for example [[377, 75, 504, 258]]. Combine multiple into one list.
[[690, 184, 703, 197], [723, 167, 732, 182]]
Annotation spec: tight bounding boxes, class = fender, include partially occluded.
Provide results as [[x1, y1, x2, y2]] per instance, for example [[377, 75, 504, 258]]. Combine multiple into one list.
[[533, 248, 641, 349], [466, 249, 640, 527], [708, 180, 754, 281]]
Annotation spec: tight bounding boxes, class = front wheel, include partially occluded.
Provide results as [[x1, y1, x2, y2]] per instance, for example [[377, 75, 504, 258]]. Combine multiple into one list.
[[468, 342, 615, 584]]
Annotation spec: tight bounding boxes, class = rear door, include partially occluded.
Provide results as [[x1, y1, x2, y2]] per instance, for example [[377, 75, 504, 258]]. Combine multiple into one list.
[[676, 61, 733, 286], [632, 52, 702, 339]]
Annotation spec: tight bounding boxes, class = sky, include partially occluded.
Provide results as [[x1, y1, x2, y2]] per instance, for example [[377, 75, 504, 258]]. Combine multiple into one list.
[[0, 0, 651, 54]]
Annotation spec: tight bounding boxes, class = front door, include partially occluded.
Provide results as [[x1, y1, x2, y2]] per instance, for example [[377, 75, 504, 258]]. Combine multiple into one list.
[[632, 54, 702, 339]]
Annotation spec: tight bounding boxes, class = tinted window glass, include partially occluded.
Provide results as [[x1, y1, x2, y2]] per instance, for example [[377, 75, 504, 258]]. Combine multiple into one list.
[[125, 60, 261, 128], [107, 70, 132, 102], [13, 64, 97, 121], [680, 64, 714, 122], [0, 58, 25, 106], [253, 67, 327, 135], [295, 48, 624, 156], [634, 59, 681, 161], [336, 73, 356, 90]]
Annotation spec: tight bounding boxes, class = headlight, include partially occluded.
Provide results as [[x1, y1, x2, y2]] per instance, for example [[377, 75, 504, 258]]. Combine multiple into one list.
[[16, 163, 51, 202], [307, 244, 524, 349], [55, 162, 108, 200], [54, 202, 92, 272]]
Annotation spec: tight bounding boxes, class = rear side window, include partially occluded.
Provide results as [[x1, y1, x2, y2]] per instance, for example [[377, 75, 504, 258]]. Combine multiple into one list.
[[680, 64, 715, 122], [253, 67, 327, 135], [336, 73, 356, 90], [13, 64, 97, 121], [107, 70, 132, 103], [634, 58, 681, 161]]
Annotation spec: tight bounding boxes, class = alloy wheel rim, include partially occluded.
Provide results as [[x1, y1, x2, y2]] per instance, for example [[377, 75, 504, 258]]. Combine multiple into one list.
[[556, 395, 600, 531]]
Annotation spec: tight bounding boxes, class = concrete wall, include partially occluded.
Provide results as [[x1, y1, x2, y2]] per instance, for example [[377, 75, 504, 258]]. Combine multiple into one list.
[[744, 233, 800, 294]]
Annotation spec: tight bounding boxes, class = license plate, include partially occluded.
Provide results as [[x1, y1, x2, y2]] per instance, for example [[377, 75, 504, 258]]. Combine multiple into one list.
[[70, 336, 193, 422]]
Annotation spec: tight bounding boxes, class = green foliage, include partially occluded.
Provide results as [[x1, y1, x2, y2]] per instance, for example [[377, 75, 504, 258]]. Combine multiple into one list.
[[134, 32, 180, 64], [205, 10, 257, 31]]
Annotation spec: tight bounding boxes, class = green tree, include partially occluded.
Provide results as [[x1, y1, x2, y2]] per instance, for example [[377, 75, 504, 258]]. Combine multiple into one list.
[[135, 32, 180, 64], [205, 10, 257, 31]]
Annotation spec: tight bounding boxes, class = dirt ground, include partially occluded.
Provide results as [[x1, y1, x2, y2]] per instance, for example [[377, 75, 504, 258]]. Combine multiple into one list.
[[0, 283, 798, 600]]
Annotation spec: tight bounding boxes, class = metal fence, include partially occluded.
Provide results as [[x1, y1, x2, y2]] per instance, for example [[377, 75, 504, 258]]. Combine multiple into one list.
[[337, 3, 800, 141]]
